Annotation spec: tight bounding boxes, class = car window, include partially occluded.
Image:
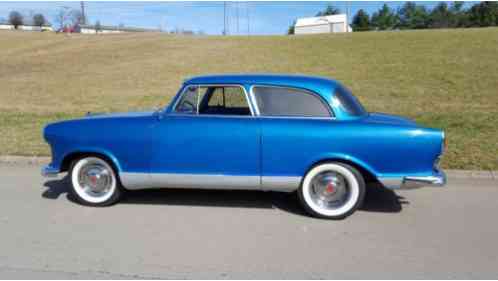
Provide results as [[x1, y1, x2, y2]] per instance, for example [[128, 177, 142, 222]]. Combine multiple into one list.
[[175, 86, 199, 114], [198, 86, 251, 116], [252, 86, 331, 117], [333, 87, 367, 117]]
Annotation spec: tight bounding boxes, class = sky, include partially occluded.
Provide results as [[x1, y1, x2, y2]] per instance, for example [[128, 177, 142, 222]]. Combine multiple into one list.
[[0, 1, 478, 35]]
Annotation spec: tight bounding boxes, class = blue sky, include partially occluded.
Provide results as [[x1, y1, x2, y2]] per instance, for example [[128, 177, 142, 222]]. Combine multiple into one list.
[[0, 1, 477, 35]]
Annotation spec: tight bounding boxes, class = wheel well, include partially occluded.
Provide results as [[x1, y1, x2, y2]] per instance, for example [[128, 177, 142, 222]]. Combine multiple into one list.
[[60, 152, 119, 173], [308, 158, 378, 183]]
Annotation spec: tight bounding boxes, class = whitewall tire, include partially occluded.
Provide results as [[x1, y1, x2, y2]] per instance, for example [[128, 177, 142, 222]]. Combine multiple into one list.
[[298, 162, 365, 219], [69, 156, 122, 206]]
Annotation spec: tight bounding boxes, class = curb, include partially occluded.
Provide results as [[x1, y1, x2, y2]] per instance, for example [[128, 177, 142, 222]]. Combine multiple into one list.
[[0, 156, 496, 180], [0, 156, 51, 165], [445, 169, 497, 180]]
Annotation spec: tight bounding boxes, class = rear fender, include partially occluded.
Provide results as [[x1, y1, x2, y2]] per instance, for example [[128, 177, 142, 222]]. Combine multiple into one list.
[[306, 153, 379, 180]]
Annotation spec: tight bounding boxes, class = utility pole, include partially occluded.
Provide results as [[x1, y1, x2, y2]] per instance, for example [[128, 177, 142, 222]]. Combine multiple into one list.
[[80, 1, 86, 25], [346, 1, 351, 31], [246, 2, 250, 36], [236, 1, 239, 35], [223, 1, 226, 35]]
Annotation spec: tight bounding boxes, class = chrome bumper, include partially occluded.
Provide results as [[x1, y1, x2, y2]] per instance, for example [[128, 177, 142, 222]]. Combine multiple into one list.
[[401, 170, 446, 189], [41, 165, 59, 178], [379, 170, 446, 190]]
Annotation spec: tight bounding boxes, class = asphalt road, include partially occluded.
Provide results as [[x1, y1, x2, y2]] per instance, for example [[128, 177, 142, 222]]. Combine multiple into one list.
[[0, 164, 497, 279]]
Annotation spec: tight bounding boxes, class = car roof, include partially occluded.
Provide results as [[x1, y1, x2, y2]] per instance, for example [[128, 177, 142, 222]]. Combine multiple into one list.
[[184, 74, 342, 102]]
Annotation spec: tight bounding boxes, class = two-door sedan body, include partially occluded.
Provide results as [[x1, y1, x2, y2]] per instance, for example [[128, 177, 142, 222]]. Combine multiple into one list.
[[42, 74, 446, 219]]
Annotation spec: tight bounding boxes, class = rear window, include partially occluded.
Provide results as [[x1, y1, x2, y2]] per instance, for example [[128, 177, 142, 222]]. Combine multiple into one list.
[[252, 86, 331, 117], [334, 88, 367, 116]]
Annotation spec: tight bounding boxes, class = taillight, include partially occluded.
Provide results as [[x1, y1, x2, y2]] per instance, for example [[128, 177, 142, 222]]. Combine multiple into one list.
[[442, 131, 447, 154]]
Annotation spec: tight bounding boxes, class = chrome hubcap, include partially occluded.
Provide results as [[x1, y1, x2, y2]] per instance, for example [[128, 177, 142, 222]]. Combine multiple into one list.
[[310, 171, 350, 209], [78, 163, 113, 198]]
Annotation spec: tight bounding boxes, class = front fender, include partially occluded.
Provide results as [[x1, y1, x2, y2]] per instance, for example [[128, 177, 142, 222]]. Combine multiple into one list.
[[52, 147, 123, 173]]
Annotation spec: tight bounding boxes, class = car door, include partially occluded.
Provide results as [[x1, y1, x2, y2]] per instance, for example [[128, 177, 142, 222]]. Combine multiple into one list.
[[149, 84, 261, 190], [251, 85, 335, 191]]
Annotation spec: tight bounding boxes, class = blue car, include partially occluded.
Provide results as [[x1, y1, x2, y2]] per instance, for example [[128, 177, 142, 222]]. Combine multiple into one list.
[[42, 74, 446, 219]]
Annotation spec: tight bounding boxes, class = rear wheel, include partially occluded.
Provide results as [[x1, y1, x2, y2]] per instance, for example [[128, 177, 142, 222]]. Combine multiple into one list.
[[298, 162, 365, 219], [69, 156, 122, 206]]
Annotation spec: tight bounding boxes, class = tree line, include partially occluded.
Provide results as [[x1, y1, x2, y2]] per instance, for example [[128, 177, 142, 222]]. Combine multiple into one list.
[[7, 11, 47, 29], [289, 1, 498, 34], [352, 1, 498, 32], [5, 8, 101, 33]]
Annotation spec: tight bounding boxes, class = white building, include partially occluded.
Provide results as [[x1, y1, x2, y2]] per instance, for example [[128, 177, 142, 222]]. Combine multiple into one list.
[[0, 23, 52, 32], [80, 24, 158, 34], [0, 23, 12, 30], [80, 25, 123, 34], [294, 14, 352, 35]]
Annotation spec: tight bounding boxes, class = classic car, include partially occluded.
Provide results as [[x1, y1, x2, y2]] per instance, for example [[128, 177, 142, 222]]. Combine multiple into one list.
[[42, 74, 446, 219]]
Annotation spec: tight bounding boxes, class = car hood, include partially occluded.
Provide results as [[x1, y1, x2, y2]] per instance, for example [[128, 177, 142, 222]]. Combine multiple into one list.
[[43, 110, 156, 141], [44, 111, 155, 132], [364, 112, 418, 127]]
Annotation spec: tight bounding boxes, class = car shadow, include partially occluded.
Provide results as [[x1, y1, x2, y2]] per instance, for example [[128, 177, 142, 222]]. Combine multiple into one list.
[[42, 176, 407, 217]]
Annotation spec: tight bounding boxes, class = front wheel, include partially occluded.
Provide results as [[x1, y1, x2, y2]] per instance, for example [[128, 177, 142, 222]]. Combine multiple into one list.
[[298, 162, 365, 219], [69, 156, 122, 206]]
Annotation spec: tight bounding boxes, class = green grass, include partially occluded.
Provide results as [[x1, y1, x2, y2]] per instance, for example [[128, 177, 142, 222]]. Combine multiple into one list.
[[0, 28, 497, 169]]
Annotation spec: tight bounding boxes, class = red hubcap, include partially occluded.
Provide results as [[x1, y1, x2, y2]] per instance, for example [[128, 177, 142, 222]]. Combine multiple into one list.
[[326, 182, 335, 193], [89, 175, 97, 185]]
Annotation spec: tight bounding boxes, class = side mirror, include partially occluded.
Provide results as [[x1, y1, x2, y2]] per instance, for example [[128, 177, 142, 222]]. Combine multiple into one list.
[[153, 107, 166, 120]]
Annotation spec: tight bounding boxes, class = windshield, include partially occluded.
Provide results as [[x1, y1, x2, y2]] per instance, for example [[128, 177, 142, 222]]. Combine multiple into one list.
[[333, 87, 367, 117]]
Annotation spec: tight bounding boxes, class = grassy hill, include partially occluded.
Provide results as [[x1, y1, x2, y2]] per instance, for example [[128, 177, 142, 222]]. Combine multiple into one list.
[[1, 28, 497, 169]]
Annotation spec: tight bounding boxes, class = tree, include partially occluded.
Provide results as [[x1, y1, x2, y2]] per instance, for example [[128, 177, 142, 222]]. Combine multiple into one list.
[[54, 7, 84, 32], [316, 5, 341, 16], [467, 1, 498, 27], [287, 20, 296, 35], [33, 13, 46, 28], [54, 8, 66, 32], [450, 1, 470, 27], [352, 9, 370, 31], [67, 9, 83, 32], [69, 9, 84, 27], [398, 2, 429, 29], [95, 20, 102, 34], [371, 4, 398, 30], [9, 11, 23, 29], [429, 2, 451, 28]]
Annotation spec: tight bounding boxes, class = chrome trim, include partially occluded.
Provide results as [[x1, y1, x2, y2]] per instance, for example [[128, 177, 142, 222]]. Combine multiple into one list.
[[261, 176, 301, 192], [167, 113, 257, 119], [120, 173, 302, 192], [249, 84, 336, 119], [41, 165, 59, 178], [171, 84, 256, 117], [379, 170, 447, 190], [256, 115, 337, 121], [403, 170, 446, 189], [247, 85, 261, 116], [121, 173, 260, 190]]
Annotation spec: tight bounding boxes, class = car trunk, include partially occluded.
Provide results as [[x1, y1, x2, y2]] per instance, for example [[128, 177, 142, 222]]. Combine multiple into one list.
[[364, 112, 418, 127]]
